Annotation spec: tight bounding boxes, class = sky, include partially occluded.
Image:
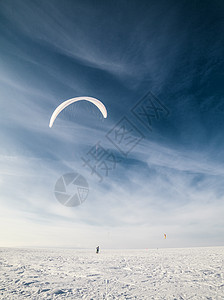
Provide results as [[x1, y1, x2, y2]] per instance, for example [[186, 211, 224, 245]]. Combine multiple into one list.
[[0, 0, 224, 249]]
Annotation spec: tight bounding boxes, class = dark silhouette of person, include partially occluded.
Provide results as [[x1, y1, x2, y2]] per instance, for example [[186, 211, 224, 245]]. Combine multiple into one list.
[[96, 246, 99, 254]]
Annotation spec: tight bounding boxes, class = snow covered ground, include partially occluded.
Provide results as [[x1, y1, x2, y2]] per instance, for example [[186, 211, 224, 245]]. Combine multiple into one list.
[[0, 247, 223, 299]]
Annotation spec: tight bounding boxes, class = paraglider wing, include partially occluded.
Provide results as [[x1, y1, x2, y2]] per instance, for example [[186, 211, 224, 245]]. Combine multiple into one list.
[[49, 96, 107, 128]]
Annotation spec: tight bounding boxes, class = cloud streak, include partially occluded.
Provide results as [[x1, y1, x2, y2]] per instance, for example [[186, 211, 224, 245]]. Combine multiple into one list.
[[0, 0, 223, 248]]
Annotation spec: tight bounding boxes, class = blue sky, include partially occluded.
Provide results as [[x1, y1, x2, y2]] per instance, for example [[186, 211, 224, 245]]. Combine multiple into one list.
[[0, 0, 224, 248]]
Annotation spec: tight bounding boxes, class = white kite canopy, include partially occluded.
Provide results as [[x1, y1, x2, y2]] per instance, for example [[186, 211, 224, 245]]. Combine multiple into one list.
[[49, 96, 107, 128]]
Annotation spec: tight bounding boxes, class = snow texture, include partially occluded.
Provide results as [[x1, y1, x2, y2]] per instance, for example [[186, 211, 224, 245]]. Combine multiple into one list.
[[0, 247, 223, 299]]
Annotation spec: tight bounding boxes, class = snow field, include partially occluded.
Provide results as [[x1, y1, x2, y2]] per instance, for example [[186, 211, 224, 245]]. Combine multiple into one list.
[[0, 247, 223, 299]]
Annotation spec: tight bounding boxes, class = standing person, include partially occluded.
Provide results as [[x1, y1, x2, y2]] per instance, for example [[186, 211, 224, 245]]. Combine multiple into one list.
[[96, 246, 99, 254]]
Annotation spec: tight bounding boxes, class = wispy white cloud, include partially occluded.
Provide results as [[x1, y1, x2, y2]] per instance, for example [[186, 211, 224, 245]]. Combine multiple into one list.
[[0, 0, 223, 248], [1, 134, 224, 248]]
